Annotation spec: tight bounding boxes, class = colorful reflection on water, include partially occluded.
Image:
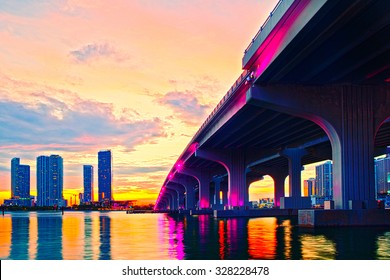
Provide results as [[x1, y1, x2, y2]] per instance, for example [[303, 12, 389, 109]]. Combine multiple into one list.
[[1, 211, 390, 260]]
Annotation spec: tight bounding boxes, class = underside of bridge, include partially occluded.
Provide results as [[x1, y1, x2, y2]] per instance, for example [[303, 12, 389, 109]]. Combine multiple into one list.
[[155, 0, 390, 216]]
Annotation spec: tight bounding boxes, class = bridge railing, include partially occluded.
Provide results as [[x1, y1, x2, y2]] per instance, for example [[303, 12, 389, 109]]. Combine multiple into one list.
[[244, 0, 284, 55], [243, 0, 294, 68], [156, 69, 251, 209], [194, 69, 250, 140]]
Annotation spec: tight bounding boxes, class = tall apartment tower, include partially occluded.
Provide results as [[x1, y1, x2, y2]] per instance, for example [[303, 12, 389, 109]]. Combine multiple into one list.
[[98, 150, 112, 202], [315, 160, 333, 199], [37, 155, 63, 206], [10, 158, 30, 199], [37, 156, 49, 206], [83, 165, 94, 203]]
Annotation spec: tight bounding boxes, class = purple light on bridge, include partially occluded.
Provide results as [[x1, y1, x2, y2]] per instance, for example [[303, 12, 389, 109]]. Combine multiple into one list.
[[189, 142, 199, 153], [199, 198, 209, 209], [176, 161, 183, 170], [251, 0, 310, 78]]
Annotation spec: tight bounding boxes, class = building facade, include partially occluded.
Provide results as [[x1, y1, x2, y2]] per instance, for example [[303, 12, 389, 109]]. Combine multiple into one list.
[[37, 156, 50, 206], [83, 165, 94, 203], [37, 155, 64, 206], [10, 158, 30, 206], [315, 160, 333, 199], [98, 150, 112, 202]]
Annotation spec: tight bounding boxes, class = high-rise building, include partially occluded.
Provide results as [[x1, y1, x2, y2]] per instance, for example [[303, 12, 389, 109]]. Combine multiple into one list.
[[11, 158, 20, 198], [98, 150, 112, 202], [303, 178, 316, 196], [37, 156, 50, 206], [375, 153, 390, 195], [83, 165, 94, 203], [49, 155, 63, 206], [37, 155, 64, 206], [315, 160, 333, 198], [10, 158, 30, 199]]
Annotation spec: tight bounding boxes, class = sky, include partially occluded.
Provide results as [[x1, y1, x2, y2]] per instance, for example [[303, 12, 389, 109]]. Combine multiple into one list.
[[0, 0, 322, 205]]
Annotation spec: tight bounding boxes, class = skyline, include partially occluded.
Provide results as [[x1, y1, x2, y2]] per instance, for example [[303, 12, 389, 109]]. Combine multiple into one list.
[[1, 150, 324, 204], [0, 0, 281, 204]]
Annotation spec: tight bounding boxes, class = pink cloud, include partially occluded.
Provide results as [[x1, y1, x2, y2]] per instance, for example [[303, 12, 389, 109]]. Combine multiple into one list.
[[157, 91, 211, 126]]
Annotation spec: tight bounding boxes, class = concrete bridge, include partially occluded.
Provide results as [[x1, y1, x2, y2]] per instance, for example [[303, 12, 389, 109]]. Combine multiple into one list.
[[154, 0, 390, 225]]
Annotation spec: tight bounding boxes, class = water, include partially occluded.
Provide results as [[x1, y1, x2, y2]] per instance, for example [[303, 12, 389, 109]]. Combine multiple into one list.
[[1, 211, 390, 260]]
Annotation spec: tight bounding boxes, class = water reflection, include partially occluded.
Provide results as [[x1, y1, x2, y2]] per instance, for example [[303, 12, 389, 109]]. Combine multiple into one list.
[[83, 213, 94, 260], [99, 214, 111, 260], [63, 212, 84, 259], [247, 217, 276, 259], [1, 211, 390, 260], [37, 213, 62, 260], [166, 215, 185, 259], [304, 227, 389, 260], [10, 215, 29, 259], [224, 218, 249, 259]]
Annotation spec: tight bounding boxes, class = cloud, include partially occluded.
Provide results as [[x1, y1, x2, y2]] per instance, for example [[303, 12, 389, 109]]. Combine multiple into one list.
[[0, 92, 166, 154], [70, 43, 128, 63], [0, 0, 59, 17], [157, 91, 211, 125]]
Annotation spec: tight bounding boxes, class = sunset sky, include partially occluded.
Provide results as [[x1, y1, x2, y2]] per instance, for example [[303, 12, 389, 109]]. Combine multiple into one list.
[[0, 0, 324, 205]]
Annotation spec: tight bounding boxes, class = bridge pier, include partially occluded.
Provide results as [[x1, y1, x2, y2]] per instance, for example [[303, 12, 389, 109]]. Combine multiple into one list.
[[179, 167, 213, 209], [195, 149, 253, 209], [266, 168, 288, 208], [280, 148, 311, 209], [159, 198, 168, 210], [167, 183, 186, 210], [212, 176, 224, 210], [170, 177, 197, 210], [221, 181, 228, 208], [248, 84, 390, 210], [165, 189, 178, 210], [248, 84, 390, 226]]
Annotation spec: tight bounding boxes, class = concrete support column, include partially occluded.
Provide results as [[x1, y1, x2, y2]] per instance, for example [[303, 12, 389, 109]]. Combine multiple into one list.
[[178, 168, 213, 209], [199, 176, 211, 209], [163, 200, 169, 210], [213, 176, 222, 206], [170, 193, 176, 210], [247, 84, 390, 209], [221, 181, 228, 207], [165, 189, 178, 210], [332, 91, 376, 209], [186, 187, 195, 210], [170, 177, 197, 210], [229, 151, 247, 208], [168, 194, 174, 210], [195, 149, 260, 209], [270, 171, 288, 208], [159, 198, 168, 210], [281, 148, 307, 198], [167, 183, 185, 210], [178, 191, 185, 210], [210, 185, 215, 207]]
